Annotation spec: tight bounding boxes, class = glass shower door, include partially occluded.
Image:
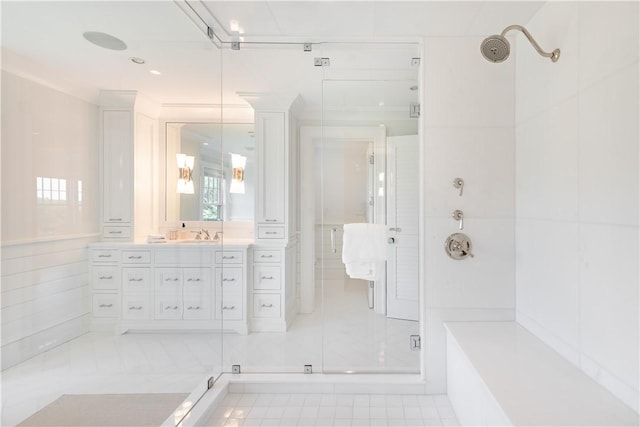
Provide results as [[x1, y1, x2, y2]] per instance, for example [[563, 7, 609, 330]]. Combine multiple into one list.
[[319, 43, 422, 373]]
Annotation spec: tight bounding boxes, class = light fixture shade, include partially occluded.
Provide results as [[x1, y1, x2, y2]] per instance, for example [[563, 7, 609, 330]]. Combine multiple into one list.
[[230, 153, 246, 169], [177, 178, 195, 194], [176, 153, 195, 194], [229, 153, 247, 194], [229, 180, 245, 194]]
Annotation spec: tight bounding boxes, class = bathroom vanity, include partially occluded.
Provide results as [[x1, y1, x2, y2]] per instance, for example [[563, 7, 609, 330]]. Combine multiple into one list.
[[90, 240, 297, 334], [90, 242, 249, 334], [93, 90, 300, 335]]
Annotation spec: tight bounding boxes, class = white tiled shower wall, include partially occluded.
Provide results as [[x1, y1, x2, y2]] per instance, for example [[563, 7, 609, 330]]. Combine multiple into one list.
[[515, 2, 639, 411], [422, 36, 517, 393]]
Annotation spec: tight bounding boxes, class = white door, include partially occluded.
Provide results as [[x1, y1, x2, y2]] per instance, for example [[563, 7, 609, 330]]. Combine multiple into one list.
[[386, 135, 419, 321]]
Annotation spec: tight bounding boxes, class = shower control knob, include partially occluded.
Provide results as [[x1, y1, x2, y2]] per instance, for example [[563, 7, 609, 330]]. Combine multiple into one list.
[[445, 233, 474, 260], [452, 209, 464, 230], [453, 178, 464, 196]]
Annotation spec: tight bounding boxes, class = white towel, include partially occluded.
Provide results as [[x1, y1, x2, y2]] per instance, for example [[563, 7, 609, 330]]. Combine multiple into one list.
[[342, 223, 387, 280], [147, 234, 167, 243]]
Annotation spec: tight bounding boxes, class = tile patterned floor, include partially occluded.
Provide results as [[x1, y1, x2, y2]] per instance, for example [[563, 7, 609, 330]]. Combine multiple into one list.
[[3, 276, 422, 426], [205, 392, 459, 426]]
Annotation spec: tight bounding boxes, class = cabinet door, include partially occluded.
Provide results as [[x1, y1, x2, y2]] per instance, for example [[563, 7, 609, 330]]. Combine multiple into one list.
[[155, 268, 183, 295], [102, 110, 132, 224], [253, 265, 281, 290], [122, 267, 150, 293], [256, 112, 285, 224]]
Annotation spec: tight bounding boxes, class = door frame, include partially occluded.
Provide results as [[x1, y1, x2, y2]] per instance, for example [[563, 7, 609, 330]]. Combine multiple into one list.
[[299, 126, 386, 314]]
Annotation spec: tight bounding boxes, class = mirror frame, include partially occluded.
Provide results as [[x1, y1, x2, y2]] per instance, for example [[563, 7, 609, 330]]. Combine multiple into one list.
[[158, 106, 254, 231]]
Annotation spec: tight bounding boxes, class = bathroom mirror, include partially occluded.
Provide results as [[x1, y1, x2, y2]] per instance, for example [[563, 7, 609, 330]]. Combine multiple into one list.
[[165, 122, 255, 222]]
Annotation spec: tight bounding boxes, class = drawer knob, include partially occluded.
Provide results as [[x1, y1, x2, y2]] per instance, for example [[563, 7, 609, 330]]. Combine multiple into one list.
[[165, 305, 179, 310], [261, 276, 274, 280], [222, 256, 235, 260], [265, 232, 277, 235], [128, 255, 142, 260], [222, 278, 236, 282], [165, 277, 179, 282], [261, 255, 273, 258], [97, 254, 112, 258], [129, 278, 143, 282], [187, 306, 201, 310], [108, 230, 123, 234], [265, 219, 278, 222], [99, 303, 113, 308], [99, 276, 113, 280], [108, 218, 122, 221], [187, 278, 201, 282], [129, 306, 143, 310], [261, 303, 274, 308], [223, 306, 236, 310]]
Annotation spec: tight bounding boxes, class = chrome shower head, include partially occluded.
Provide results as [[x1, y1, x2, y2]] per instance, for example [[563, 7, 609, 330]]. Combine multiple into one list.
[[481, 25, 560, 63], [481, 35, 510, 63]]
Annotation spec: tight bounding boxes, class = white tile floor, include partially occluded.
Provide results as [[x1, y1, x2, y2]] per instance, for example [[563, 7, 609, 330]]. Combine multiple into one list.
[[2, 275, 422, 426], [205, 392, 459, 426]]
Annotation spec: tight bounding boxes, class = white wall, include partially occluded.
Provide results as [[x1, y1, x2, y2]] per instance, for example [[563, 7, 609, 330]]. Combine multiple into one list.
[[515, 2, 639, 411], [1, 71, 99, 368], [422, 37, 516, 393]]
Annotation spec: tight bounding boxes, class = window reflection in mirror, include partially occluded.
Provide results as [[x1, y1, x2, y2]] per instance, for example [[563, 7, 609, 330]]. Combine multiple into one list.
[[165, 122, 254, 222]]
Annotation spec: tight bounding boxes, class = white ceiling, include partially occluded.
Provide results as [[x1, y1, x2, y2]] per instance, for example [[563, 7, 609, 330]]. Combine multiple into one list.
[[0, 1, 543, 111]]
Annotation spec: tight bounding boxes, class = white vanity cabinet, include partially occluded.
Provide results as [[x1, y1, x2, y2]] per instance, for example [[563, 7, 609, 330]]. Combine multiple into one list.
[[120, 249, 152, 321], [102, 109, 132, 239], [89, 243, 249, 334], [242, 93, 301, 243], [214, 250, 248, 334], [100, 91, 155, 242], [256, 112, 286, 238], [90, 248, 120, 328], [154, 267, 212, 320], [250, 243, 297, 332]]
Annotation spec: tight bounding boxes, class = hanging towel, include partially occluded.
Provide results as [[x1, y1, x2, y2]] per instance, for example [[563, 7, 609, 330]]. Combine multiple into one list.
[[342, 223, 387, 280]]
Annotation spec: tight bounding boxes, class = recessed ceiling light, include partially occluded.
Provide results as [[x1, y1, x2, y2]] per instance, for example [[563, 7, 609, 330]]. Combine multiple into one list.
[[378, 101, 385, 107], [83, 31, 127, 51], [149, 70, 161, 75], [130, 57, 145, 64]]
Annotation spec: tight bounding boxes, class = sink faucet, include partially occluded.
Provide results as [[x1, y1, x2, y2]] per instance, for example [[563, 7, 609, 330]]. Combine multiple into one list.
[[194, 229, 210, 240]]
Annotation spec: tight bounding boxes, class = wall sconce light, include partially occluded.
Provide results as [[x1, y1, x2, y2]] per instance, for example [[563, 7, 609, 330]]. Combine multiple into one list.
[[176, 153, 195, 194], [229, 153, 246, 194]]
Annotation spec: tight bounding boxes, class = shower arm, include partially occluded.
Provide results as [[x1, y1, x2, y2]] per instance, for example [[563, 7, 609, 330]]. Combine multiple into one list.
[[501, 24, 560, 62]]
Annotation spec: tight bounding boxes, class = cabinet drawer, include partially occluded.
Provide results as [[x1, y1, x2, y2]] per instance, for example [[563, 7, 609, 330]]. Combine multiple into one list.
[[103, 226, 131, 239], [92, 267, 119, 290], [217, 294, 243, 320], [183, 268, 210, 294], [155, 249, 212, 265], [252, 294, 281, 318], [122, 250, 151, 264], [253, 266, 281, 290], [215, 251, 244, 264], [257, 227, 285, 239], [92, 249, 119, 262], [253, 249, 281, 263], [183, 297, 211, 320], [122, 268, 151, 293], [155, 268, 183, 294], [216, 267, 243, 293], [92, 294, 118, 318], [154, 296, 183, 320], [122, 295, 150, 320]]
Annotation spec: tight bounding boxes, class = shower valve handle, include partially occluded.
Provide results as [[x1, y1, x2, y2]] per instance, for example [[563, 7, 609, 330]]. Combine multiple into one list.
[[452, 210, 464, 230], [453, 178, 464, 196]]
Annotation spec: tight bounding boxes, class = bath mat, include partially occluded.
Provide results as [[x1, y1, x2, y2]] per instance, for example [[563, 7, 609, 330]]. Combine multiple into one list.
[[17, 393, 188, 427]]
